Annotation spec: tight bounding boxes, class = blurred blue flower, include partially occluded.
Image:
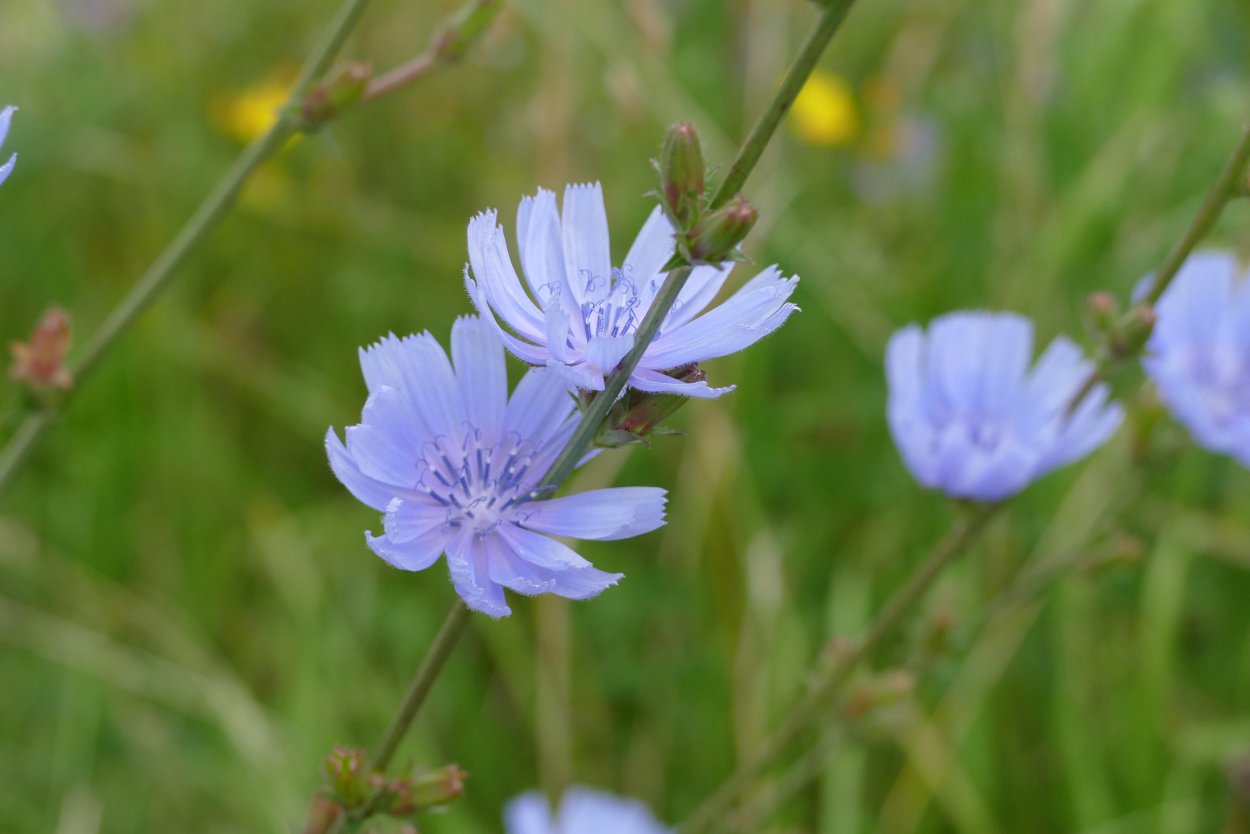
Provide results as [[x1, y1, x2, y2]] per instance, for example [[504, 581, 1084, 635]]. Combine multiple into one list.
[[0, 105, 17, 187], [506, 786, 670, 834], [886, 311, 1122, 502], [1144, 251, 1250, 466], [326, 316, 667, 617], [465, 182, 799, 397]]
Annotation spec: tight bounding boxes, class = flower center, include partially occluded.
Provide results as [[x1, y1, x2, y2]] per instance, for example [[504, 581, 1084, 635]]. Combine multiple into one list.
[[577, 268, 655, 341], [415, 429, 540, 537]]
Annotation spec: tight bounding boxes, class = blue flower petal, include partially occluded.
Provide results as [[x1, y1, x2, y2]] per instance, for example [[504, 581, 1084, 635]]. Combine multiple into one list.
[[451, 316, 507, 440], [520, 487, 667, 541], [561, 182, 612, 305]]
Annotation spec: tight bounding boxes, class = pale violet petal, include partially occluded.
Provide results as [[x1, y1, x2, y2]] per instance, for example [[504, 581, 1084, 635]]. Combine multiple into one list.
[[585, 334, 635, 373], [451, 316, 507, 438], [518, 188, 574, 307], [325, 428, 395, 512], [446, 528, 511, 617], [519, 487, 667, 541], [562, 182, 613, 304], [504, 792, 554, 834], [622, 206, 677, 306], [503, 368, 577, 448], [468, 210, 547, 340], [494, 522, 591, 571], [628, 368, 734, 399]]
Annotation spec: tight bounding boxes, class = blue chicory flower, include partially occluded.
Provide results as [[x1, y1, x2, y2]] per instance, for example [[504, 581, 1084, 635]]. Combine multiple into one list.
[[0, 105, 16, 186], [505, 786, 670, 834], [886, 311, 1123, 502], [465, 182, 799, 397], [1143, 251, 1250, 466], [326, 316, 667, 617]]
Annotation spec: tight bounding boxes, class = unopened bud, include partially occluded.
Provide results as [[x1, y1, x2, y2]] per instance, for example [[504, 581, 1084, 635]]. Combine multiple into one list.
[[9, 306, 73, 393], [598, 363, 704, 447], [406, 764, 468, 810], [323, 747, 370, 808], [685, 196, 757, 263], [1116, 306, 1157, 358], [1085, 291, 1118, 338], [659, 122, 705, 229], [302, 62, 373, 125]]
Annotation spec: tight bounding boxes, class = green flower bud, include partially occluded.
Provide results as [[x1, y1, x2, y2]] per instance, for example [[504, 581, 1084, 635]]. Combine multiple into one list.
[[685, 196, 757, 263], [659, 122, 705, 230]]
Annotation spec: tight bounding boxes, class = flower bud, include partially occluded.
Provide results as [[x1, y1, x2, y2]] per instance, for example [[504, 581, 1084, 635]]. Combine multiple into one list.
[[659, 122, 705, 229], [1084, 291, 1119, 340], [323, 747, 370, 808], [1115, 305, 1157, 359], [597, 364, 704, 447], [301, 62, 373, 126], [9, 306, 73, 393], [685, 196, 757, 263], [405, 764, 468, 811]]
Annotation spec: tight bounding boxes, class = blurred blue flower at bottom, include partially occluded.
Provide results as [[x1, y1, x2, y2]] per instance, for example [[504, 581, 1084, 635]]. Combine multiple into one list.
[[886, 311, 1123, 502], [1144, 251, 1250, 466], [506, 787, 671, 834], [0, 105, 17, 186]]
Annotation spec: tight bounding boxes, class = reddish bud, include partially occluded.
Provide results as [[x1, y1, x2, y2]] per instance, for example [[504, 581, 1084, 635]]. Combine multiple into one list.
[[1085, 291, 1118, 338], [323, 747, 370, 808], [598, 363, 704, 447], [9, 306, 73, 392]]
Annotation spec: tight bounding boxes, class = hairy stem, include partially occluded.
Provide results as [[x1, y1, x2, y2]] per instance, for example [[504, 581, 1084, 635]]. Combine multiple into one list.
[[709, 0, 859, 209], [679, 504, 999, 834], [371, 600, 473, 771]]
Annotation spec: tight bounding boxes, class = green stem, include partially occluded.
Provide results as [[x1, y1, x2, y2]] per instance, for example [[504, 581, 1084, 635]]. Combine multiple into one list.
[[1065, 125, 1250, 415], [370, 599, 473, 771], [709, 0, 859, 210], [679, 504, 999, 834], [1142, 125, 1250, 306], [0, 0, 376, 500]]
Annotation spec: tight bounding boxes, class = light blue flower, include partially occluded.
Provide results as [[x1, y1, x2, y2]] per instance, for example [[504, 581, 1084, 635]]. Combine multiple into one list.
[[326, 316, 667, 617], [1143, 251, 1250, 466], [0, 105, 16, 187], [505, 786, 670, 834], [886, 311, 1123, 502], [465, 182, 799, 397]]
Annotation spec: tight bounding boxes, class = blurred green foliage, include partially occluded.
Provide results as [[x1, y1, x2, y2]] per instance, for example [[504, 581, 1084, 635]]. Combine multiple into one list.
[[4, 0, 1250, 831]]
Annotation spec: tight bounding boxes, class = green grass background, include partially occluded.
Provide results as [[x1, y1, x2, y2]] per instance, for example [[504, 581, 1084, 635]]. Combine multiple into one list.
[[4, 0, 1250, 831]]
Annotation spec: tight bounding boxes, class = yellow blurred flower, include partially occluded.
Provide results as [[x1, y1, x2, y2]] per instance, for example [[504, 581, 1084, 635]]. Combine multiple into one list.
[[790, 70, 858, 147], [211, 69, 297, 145]]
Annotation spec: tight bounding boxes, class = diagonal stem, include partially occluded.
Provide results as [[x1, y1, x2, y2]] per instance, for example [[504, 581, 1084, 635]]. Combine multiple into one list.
[[371, 599, 473, 771], [1064, 125, 1250, 415], [709, 0, 859, 210], [678, 504, 999, 834]]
